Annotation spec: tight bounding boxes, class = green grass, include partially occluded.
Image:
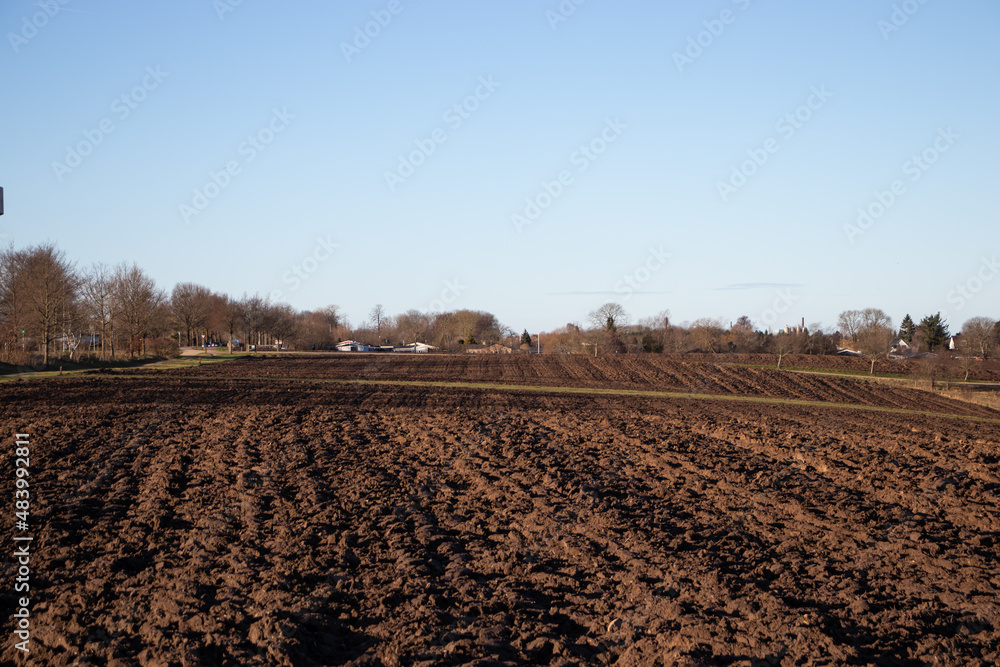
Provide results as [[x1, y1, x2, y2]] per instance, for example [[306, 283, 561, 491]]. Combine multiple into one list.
[[149, 354, 245, 369], [0, 368, 93, 383], [0, 353, 241, 382]]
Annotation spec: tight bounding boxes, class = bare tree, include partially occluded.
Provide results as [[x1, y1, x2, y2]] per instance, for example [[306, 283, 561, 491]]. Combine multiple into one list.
[[473, 312, 504, 345], [803, 327, 837, 355], [543, 323, 585, 355], [19, 244, 80, 366], [369, 303, 387, 343], [171, 282, 212, 347], [222, 296, 242, 353], [204, 291, 230, 346], [429, 311, 461, 349], [112, 263, 166, 357], [452, 309, 482, 345], [856, 310, 895, 374], [860, 307, 892, 333], [839, 308, 894, 368], [769, 326, 810, 368], [588, 302, 628, 331], [80, 263, 115, 360], [689, 317, 726, 353], [394, 309, 430, 345], [730, 315, 757, 353], [772, 333, 795, 369], [498, 323, 516, 346], [265, 303, 299, 350], [422, 309, 509, 351], [663, 323, 690, 353], [956, 337, 977, 381], [238, 293, 269, 351], [837, 309, 863, 345], [0, 245, 29, 362], [295, 310, 337, 350], [962, 316, 997, 359], [321, 304, 341, 341]]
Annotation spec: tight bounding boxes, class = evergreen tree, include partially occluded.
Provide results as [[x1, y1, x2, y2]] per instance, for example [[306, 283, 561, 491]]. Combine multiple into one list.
[[918, 312, 950, 350], [899, 314, 916, 343], [520, 329, 532, 347]]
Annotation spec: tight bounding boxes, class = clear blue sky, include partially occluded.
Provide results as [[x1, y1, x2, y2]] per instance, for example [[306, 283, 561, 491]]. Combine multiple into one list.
[[2, 0, 997, 334]]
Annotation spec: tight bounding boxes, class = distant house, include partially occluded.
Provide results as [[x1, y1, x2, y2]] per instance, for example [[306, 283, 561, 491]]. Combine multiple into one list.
[[948, 334, 963, 351], [466, 343, 513, 354], [393, 342, 437, 353], [890, 337, 911, 357], [335, 340, 374, 352]]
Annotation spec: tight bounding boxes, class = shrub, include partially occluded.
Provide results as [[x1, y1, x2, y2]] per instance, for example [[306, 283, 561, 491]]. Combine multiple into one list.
[[147, 337, 180, 358]]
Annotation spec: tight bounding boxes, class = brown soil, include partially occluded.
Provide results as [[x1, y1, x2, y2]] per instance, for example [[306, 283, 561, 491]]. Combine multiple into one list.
[[682, 353, 1000, 383], [2, 356, 999, 665], [134, 354, 999, 417]]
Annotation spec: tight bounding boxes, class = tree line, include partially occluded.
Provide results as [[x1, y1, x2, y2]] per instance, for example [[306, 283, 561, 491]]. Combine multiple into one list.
[[0, 243, 513, 366], [1, 243, 997, 369], [835, 308, 997, 376], [544, 304, 998, 375]]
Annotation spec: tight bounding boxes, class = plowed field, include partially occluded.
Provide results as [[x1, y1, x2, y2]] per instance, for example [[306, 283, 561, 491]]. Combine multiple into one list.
[[681, 353, 1000, 383], [2, 355, 999, 666], [130, 354, 998, 414]]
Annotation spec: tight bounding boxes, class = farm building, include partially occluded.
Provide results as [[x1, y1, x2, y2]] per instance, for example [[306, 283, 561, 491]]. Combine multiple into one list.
[[393, 342, 437, 353], [890, 337, 911, 357], [466, 343, 513, 354], [335, 340, 375, 352]]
